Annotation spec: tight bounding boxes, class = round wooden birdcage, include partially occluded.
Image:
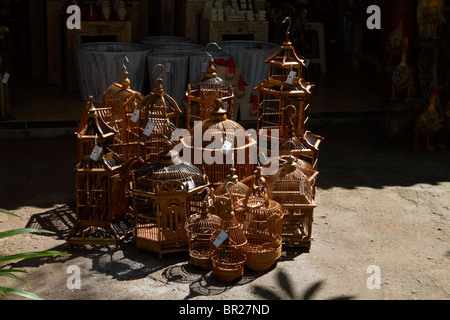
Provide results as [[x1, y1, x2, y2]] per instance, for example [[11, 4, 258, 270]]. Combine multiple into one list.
[[179, 98, 257, 188], [264, 154, 318, 250], [185, 43, 234, 130], [131, 140, 210, 258], [234, 168, 284, 271], [185, 188, 222, 269], [209, 182, 247, 283], [138, 64, 182, 163]]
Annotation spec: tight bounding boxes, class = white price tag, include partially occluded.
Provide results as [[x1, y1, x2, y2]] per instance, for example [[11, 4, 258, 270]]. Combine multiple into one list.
[[130, 109, 139, 123], [165, 63, 171, 73], [221, 140, 232, 155], [213, 231, 229, 248], [143, 121, 155, 137], [184, 177, 196, 190], [201, 60, 208, 73], [304, 59, 311, 68], [90, 145, 103, 162], [286, 71, 297, 85], [2, 73, 10, 84], [299, 180, 305, 196]]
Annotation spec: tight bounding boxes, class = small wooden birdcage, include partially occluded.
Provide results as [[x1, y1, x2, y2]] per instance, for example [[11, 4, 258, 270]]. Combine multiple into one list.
[[102, 68, 144, 160], [130, 140, 210, 258], [255, 17, 314, 151], [68, 103, 132, 249], [179, 99, 257, 189], [279, 105, 324, 170], [185, 187, 222, 269], [212, 167, 249, 219], [234, 168, 284, 272], [138, 64, 182, 162], [210, 182, 247, 283], [264, 154, 318, 250], [185, 43, 234, 130]]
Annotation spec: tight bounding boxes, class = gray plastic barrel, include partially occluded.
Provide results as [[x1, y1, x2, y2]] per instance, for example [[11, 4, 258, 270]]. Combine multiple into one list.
[[74, 42, 151, 103], [147, 52, 189, 107], [217, 41, 279, 87], [188, 51, 231, 84]]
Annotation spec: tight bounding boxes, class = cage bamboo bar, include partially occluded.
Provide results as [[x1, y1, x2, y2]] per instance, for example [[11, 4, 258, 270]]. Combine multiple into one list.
[[234, 168, 284, 271], [264, 154, 318, 249], [210, 182, 247, 282], [185, 188, 222, 269], [130, 140, 210, 258]]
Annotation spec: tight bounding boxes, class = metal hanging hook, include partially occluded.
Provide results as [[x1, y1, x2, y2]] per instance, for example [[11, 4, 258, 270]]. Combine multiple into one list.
[[202, 187, 211, 202], [225, 181, 237, 201], [283, 17, 291, 33], [282, 104, 297, 127], [152, 63, 165, 78], [122, 56, 129, 72], [206, 42, 221, 58]]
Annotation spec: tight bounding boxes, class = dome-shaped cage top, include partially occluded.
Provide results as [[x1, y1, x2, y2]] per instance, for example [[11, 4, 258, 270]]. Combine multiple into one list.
[[134, 141, 208, 193], [182, 99, 257, 150], [190, 58, 230, 92], [265, 154, 316, 204]]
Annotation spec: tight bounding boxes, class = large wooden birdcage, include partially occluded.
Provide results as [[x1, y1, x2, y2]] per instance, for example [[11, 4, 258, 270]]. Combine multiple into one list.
[[130, 141, 210, 258], [264, 154, 318, 250], [185, 43, 234, 130], [138, 67, 181, 163], [179, 99, 257, 189], [234, 168, 284, 272], [102, 70, 144, 160], [210, 182, 247, 283], [68, 103, 132, 249], [185, 187, 222, 269], [255, 19, 314, 152]]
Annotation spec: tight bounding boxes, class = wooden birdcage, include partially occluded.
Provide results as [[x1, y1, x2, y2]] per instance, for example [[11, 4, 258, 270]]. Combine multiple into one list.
[[130, 140, 210, 258], [212, 167, 249, 219], [209, 182, 247, 283], [185, 187, 222, 269], [179, 99, 257, 189], [102, 69, 144, 160], [279, 105, 324, 170], [255, 18, 314, 152], [68, 103, 132, 249], [234, 168, 284, 272], [185, 43, 234, 130], [138, 65, 182, 162], [264, 154, 318, 250]]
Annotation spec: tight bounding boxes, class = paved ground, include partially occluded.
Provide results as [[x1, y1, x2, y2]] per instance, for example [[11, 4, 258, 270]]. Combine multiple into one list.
[[0, 118, 449, 302]]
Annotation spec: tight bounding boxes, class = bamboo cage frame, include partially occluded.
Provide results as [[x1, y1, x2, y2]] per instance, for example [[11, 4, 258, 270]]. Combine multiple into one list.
[[185, 187, 222, 269], [180, 99, 257, 189], [234, 168, 284, 271], [210, 182, 247, 283], [264, 154, 318, 250], [185, 44, 234, 130], [102, 70, 144, 160], [138, 67, 181, 163], [130, 141, 210, 258], [68, 104, 132, 249]]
